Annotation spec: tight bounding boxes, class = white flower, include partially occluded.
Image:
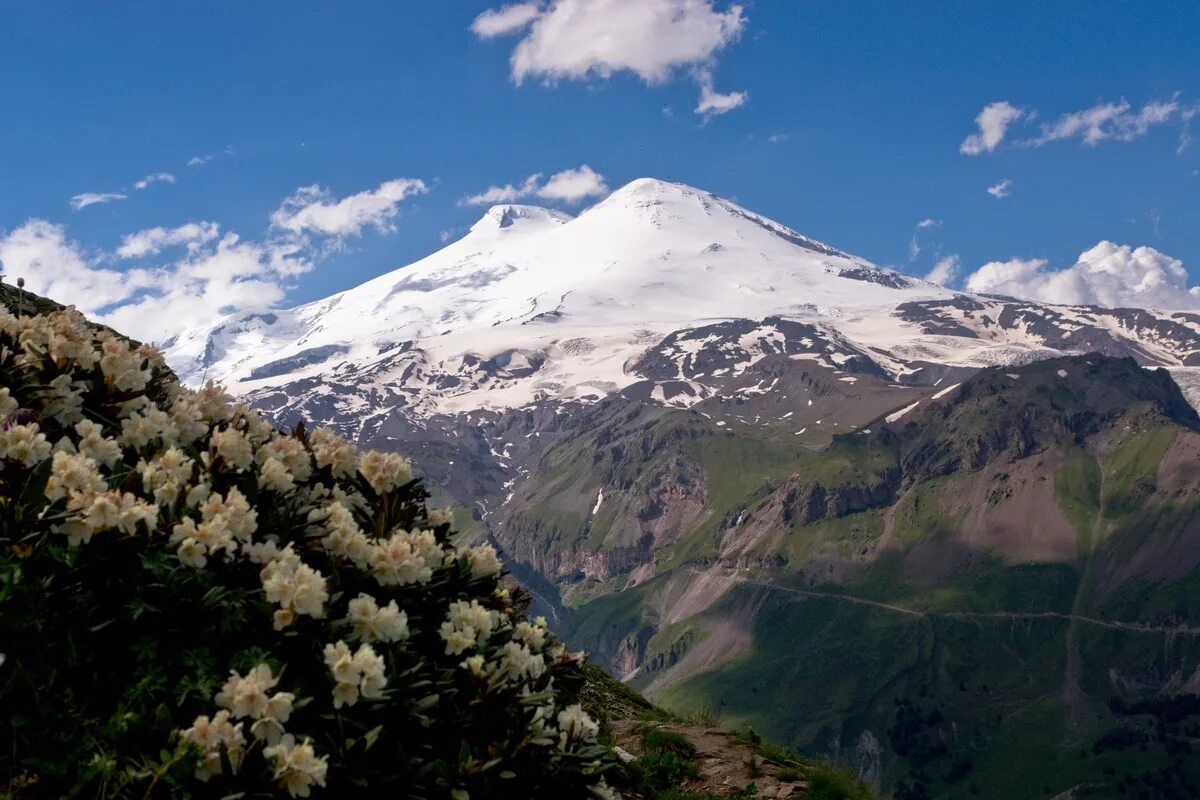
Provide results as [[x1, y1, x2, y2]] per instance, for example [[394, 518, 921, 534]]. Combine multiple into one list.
[[42, 374, 86, 425], [461, 654, 488, 678], [138, 447, 195, 506], [211, 426, 253, 471], [310, 427, 358, 478], [317, 502, 373, 568], [0, 423, 51, 467], [494, 641, 546, 684], [44, 451, 106, 503], [213, 663, 294, 744], [0, 387, 17, 420], [74, 420, 122, 468], [370, 528, 443, 587], [439, 599, 499, 656], [179, 710, 246, 780], [258, 435, 313, 481], [358, 449, 413, 494], [513, 618, 548, 653], [463, 543, 503, 579], [259, 456, 295, 492], [346, 593, 409, 643], [427, 506, 454, 527], [177, 537, 207, 568], [556, 704, 600, 749], [263, 734, 328, 798], [120, 406, 178, 450], [97, 332, 150, 392], [261, 547, 328, 629], [45, 309, 98, 369], [323, 640, 387, 708]]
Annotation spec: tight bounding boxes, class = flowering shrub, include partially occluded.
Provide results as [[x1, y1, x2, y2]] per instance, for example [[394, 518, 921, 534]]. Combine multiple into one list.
[[0, 306, 613, 798]]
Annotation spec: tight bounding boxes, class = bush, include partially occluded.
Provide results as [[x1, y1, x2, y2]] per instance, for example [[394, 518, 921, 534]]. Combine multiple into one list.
[[0, 306, 615, 798]]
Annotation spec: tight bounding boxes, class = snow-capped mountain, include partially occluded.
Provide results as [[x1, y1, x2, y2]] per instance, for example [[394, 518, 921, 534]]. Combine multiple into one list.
[[167, 177, 1200, 427]]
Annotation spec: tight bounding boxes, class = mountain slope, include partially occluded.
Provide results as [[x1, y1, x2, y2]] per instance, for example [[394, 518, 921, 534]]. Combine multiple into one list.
[[554, 356, 1200, 799]]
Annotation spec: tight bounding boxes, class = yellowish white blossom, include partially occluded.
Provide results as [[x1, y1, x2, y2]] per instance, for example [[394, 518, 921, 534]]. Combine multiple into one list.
[[346, 593, 409, 643], [323, 640, 387, 708], [44, 451, 106, 503], [179, 709, 246, 781], [261, 546, 328, 629], [357, 449, 412, 494], [73, 419, 122, 468], [211, 426, 253, 471], [370, 528, 443, 587], [0, 387, 17, 419], [263, 734, 328, 798], [309, 427, 358, 478], [463, 542, 503, 579], [0, 423, 52, 467], [439, 599, 499, 656]]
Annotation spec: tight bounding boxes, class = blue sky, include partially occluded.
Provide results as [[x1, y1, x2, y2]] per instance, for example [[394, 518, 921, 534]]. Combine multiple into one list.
[[1, 1, 1198, 339]]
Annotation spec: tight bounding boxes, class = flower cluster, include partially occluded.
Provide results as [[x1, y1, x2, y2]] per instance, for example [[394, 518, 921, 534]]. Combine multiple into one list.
[[322, 641, 387, 708], [0, 302, 613, 799]]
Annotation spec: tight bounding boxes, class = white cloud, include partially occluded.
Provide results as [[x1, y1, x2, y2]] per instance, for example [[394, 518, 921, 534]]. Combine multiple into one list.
[[134, 172, 175, 190], [70, 192, 127, 210], [270, 178, 428, 239], [463, 173, 544, 206], [116, 222, 220, 259], [1179, 104, 1199, 153], [0, 177, 427, 345], [536, 165, 609, 202], [1024, 97, 1180, 147], [908, 219, 942, 261], [471, 2, 542, 38], [694, 69, 747, 117], [463, 165, 609, 205], [925, 255, 959, 287], [986, 178, 1012, 199], [767, 133, 789, 144], [474, 0, 748, 116], [960, 101, 1025, 155], [187, 155, 212, 167], [964, 241, 1200, 309], [0, 221, 132, 311]]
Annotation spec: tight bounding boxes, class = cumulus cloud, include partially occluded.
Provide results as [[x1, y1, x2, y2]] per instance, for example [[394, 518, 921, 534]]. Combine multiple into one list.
[[463, 165, 609, 205], [986, 178, 1012, 199], [964, 241, 1200, 309], [925, 255, 959, 287], [133, 172, 176, 190], [0, 178, 426, 344], [694, 69, 747, 117], [116, 222, 220, 259], [187, 155, 212, 167], [470, 2, 542, 38], [270, 178, 427, 240], [473, 0, 748, 116], [536, 165, 609, 202], [70, 192, 127, 210], [767, 133, 789, 144], [1024, 97, 1180, 147], [960, 101, 1025, 155]]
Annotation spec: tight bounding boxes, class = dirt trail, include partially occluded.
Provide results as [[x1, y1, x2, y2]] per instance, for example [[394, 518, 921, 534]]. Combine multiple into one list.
[[610, 719, 809, 799], [704, 572, 1200, 636]]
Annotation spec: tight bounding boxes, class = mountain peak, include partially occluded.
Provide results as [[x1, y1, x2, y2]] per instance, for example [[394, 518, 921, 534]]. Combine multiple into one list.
[[469, 204, 573, 235]]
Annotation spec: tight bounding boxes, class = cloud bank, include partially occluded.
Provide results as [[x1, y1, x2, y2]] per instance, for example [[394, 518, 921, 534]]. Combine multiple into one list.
[[964, 241, 1199, 309]]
